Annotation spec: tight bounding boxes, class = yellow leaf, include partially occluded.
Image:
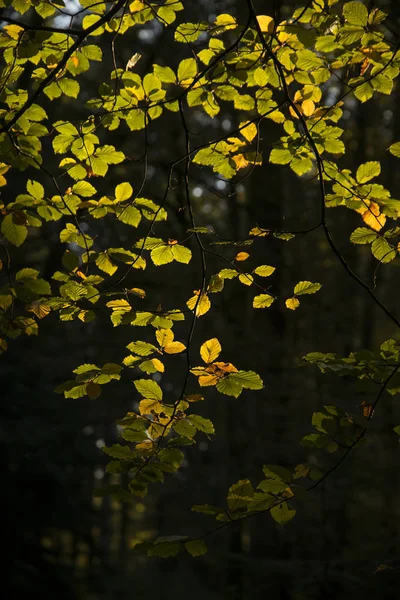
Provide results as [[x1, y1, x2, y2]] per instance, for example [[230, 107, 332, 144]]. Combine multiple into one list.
[[156, 328, 174, 347], [130, 287, 146, 298], [238, 273, 253, 286], [164, 341, 186, 354], [200, 338, 222, 364], [240, 121, 257, 142], [139, 399, 163, 415], [4, 24, 24, 39], [235, 252, 249, 261], [130, 0, 146, 12], [301, 99, 315, 117], [199, 374, 219, 386], [186, 292, 211, 316], [232, 154, 249, 170], [148, 422, 166, 440], [136, 440, 154, 453], [185, 394, 204, 403], [285, 297, 300, 310], [27, 302, 51, 319], [253, 294, 275, 308], [257, 15, 275, 34], [150, 358, 164, 372], [249, 226, 269, 237], [361, 201, 386, 231], [213, 361, 238, 373]]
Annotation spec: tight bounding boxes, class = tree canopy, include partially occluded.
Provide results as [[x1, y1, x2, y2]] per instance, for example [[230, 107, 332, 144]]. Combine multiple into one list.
[[2, 0, 400, 574]]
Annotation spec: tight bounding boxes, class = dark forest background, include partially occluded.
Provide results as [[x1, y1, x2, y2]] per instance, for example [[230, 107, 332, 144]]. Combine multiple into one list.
[[2, 0, 400, 598]]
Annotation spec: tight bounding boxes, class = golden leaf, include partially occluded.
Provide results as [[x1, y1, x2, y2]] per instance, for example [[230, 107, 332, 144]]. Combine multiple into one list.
[[164, 341, 186, 354], [240, 121, 257, 142], [139, 399, 163, 415], [361, 201, 386, 231], [213, 361, 238, 374], [200, 338, 221, 364], [361, 400, 374, 418], [156, 328, 174, 347], [232, 154, 249, 170], [301, 99, 315, 117], [150, 358, 164, 372], [27, 302, 51, 319], [257, 15, 275, 34], [186, 292, 211, 316], [235, 252, 249, 261], [130, 287, 146, 298], [285, 297, 300, 310], [198, 374, 219, 386]]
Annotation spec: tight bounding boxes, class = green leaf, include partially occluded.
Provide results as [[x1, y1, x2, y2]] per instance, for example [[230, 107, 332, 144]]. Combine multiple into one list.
[[72, 181, 97, 197], [175, 22, 208, 43], [262, 465, 292, 482], [173, 419, 197, 439], [343, 1, 368, 27], [1, 215, 27, 247], [191, 504, 223, 515], [16, 268, 39, 281], [154, 64, 176, 83], [27, 179, 44, 200], [293, 281, 322, 295], [189, 415, 215, 435], [185, 540, 207, 557], [96, 252, 117, 275], [178, 58, 197, 82], [227, 479, 254, 511], [270, 502, 296, 525], [127, 341, 157, 356], [229, 370, 263, 390], [57, 78, 80, 98], [354, 80, 373, 103], [147, 541, 181, 558], [290, 157, 313, 176], [350, 228, 378, 244], [270, 148, 293, 165], [371, 237, 396, 263], [215, 376, 243, 397], [312, 411, 336, 435], [117, 206, 142, 227], [134, 379, 163, 401], [151, 245, 174, 265], [103, 444, 136, 460], [171, 244, 192, 264], [356, 161, 381, 184], [81, 45, 102, 61]]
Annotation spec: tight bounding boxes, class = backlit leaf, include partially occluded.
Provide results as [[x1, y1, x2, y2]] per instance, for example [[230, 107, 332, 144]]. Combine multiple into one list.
[[134, 379, 163, 401], [293, 281, 322, 295], [200, 338, 222, 364], [286, 297, 300, 310], [253, 294, 275, 308], [185, 539, 207, 557]]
